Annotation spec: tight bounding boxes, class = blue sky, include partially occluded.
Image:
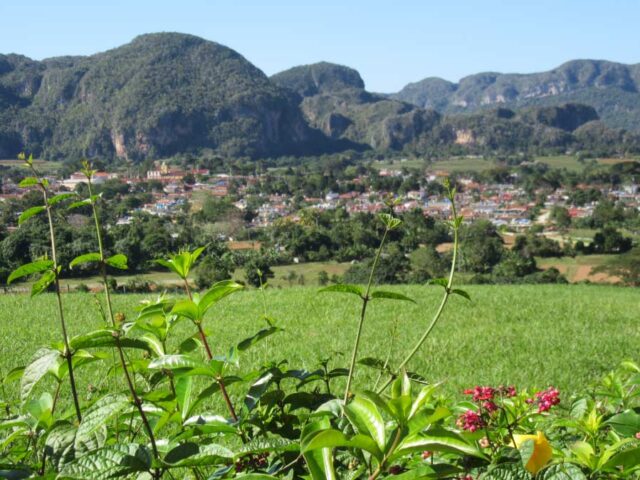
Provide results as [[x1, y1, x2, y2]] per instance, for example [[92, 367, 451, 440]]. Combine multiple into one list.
[[2, 0, 638, 92]]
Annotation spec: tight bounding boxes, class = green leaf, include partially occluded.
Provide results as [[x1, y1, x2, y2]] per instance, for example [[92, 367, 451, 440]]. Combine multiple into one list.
[[391, 427, 486, 461], [344, 396, 386, 451], [69, 329, 152, 352], [378, 213, 402, 230], [59, 443, 151, 479], [237, 326, 282, 351], [370, 290, 416, 303], [7, 260, 54, 284], [606, 409, 640, 437], [69, 252, 101, 269], [301, 419, 337, 480], [18, 206, 45, 225], [31, 270, 55, 297], [602, 446, 640, 471], [407, 406, 450, 434], [20, 348, 61, 403], [68, 196, 99, 210], [520, 439, 535, 472], [76, 394, 131, 444], [302, 428, 383, 461], [18, 177, 39, 188], [164, 442, 234, 467], [319, 284, 364, 298], [156, 246, 206, 279], [481, 463, 532, 480], [148, 355, 214, 377], [175, 376, 193, 422], [451, 288, 471, 301], [244, 373, 274, 412], [538, 463, 587, 480], [171, 300, 200, 322], [235, 437, 299, 455], [358, 357, 388, 370], [105, 254, 128, 270], [198, 280, 244, 314], [44, 423, 77, 471], [392, 464, 463, 479], [429, 278, 449, 289], [48, 193, 77, 206]]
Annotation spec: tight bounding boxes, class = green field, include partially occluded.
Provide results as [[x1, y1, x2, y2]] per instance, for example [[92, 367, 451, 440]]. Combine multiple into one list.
[[12, 261, 353, 291], [533, 155, 637, 172], [536, 254, 616, 282], [1, 284, 637, 405]]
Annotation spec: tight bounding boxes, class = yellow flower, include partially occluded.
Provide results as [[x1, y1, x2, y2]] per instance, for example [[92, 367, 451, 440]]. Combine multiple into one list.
[[512, 431, 552, 474]]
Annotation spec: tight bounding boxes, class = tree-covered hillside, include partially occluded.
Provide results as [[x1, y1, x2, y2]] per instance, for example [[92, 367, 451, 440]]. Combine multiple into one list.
[[392, 60, 640, 131], [0, 33, 328, 160], [1, 36, 639, 162]]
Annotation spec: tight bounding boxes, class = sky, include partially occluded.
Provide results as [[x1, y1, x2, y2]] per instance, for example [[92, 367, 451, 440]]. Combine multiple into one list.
[[1, 0, 639, 92]]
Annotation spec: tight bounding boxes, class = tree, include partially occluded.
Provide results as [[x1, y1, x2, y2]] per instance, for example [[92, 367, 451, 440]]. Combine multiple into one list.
[[244, 256, 275, 287], [194, 254, 235, 290], [549, 206, 571, 229], [591, 227, 632, 254], [460, 220, 505, 273]]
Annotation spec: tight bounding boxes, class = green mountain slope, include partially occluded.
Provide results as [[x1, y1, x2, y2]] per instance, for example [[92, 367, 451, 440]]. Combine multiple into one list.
[[392, 60, 640, 131], [0, 33, 326, 160]]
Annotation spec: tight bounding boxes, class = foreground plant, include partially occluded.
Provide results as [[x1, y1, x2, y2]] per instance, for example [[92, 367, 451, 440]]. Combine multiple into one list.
[[7, 153, 82, 422], [3, 171, 640, 479], [69, 162, 162, 472]]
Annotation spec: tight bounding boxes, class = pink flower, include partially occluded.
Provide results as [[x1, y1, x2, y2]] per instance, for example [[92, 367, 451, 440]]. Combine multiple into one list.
[[635, 432, 640, 440], [463, 386, 496, 402], [457, 410, 486, 432], [533, 387, 560, 413], [482, 400, 499, 413], [422, 450, 432, 460]]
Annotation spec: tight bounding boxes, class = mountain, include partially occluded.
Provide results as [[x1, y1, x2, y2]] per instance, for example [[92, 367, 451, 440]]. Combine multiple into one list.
[[1, 35, 638, 162], [270, 61, 365, 97], [0, 33, 327, 160], [392, 60, 640, 131], [271, 62, 445, 151]]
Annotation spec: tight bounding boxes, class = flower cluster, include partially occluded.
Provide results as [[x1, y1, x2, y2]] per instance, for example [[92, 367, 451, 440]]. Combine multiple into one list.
[[457, 409, 486, 432], [528, 387, 560, 413], [462, 385, 517, 415], [463, 386, 495, 401]]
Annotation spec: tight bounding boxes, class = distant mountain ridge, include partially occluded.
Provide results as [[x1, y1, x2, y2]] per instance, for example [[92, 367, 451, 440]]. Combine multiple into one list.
[[0, 34, 638, 161], [392, 60, 640, 130], [0, 33, 328, 160]]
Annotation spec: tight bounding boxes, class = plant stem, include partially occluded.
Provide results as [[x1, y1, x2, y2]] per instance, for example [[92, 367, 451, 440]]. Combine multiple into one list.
[[183, 277, 239, 423], [86, 176, 160, 465], [376, 191, 460, 394], [368, 426, 403, 480], [39, 381, 62, 475], [343, 227, 389, 406], [31, 164, 82, 423]]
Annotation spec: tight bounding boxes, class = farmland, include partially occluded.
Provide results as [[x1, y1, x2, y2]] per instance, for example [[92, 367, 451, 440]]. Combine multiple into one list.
[[1, 283, 637, 401]]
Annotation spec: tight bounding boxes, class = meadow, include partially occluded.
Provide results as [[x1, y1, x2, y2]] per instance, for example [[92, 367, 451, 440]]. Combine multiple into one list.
[[1, 283, 637, 400]]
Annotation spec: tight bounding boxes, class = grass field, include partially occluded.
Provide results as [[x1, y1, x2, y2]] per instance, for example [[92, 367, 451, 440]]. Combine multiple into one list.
[[533, 155, 637, 172], [25, 261, 353, 291], [1, 284, 637, 405], [536, 254, 617, 283], [0, 159, 63, 173]]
